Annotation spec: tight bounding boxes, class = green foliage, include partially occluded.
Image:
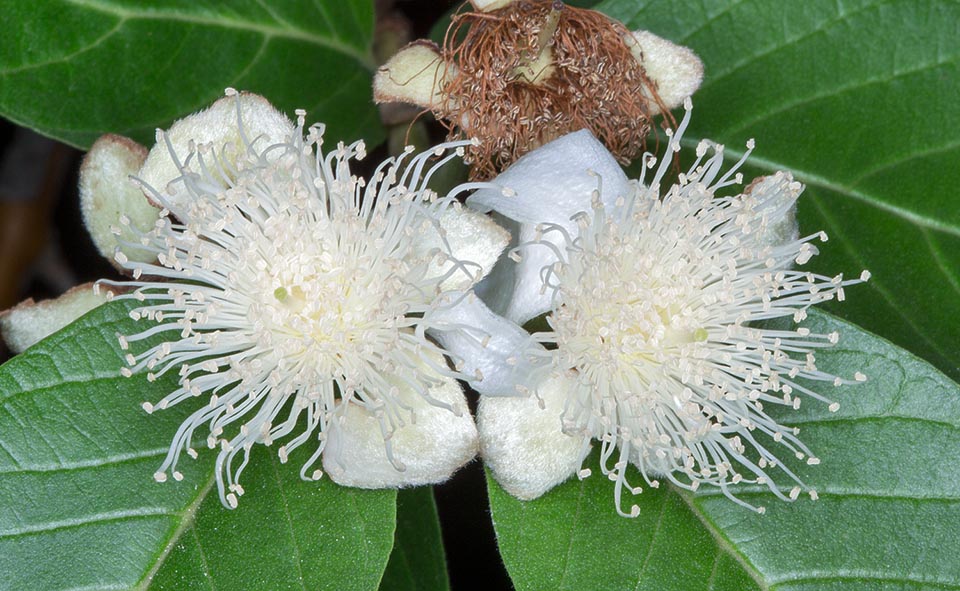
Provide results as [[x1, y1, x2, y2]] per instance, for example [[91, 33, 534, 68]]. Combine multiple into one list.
[[599, 0, 960, 382], [0, 302, 396, 590], [150, 447, 396, 591], [0, 0, 383, 149], [379, 488, 450, 591], [489, 310, 960, 589]]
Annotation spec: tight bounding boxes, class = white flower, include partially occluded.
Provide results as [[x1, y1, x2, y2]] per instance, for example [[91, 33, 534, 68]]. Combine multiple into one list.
[[438, 100, 869, 516], [94, 91, 509, 508]]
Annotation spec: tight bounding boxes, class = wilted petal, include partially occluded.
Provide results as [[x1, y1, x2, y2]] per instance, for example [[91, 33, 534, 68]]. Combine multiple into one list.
[[322, 370, 478, 488], [479, 374, 585, 500], [0, 284, 109, 353], [79, 134, 157, 268]]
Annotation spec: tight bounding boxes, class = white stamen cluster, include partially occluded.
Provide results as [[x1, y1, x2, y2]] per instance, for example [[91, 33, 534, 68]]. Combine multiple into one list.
[[100, 102, 482, 508], [526, 102, 869, 516]]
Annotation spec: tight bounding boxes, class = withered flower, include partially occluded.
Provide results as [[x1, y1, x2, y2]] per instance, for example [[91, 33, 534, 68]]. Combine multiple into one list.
[[375, 0, 703, 179]]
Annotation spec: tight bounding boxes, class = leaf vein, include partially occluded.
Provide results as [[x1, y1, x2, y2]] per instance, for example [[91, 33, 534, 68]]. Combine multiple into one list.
[[556, 476, 587, 589], [0, 448, 167, 475], [768, 570, 960, 588], [631, 492, 669, 591], [806, 191, 956, 364], [848, 140, 960, 188], [698, 0, 884, 91], [59, 0, 373, 68], [722, 57, 956, 139], [0, 19, 125, 76], [270, 455, 308, 591], [0, 508, 174, 539], [678, 138, 960, 238]]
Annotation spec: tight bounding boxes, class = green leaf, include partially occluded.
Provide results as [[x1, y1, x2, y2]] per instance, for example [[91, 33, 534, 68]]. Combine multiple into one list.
[[597, 0, 960, 381], [0, 0, 382, 149], [0, 301, 396, 590], [489, 309, 960, 590], [379, 488, 450, 591], [151, 447, 395, 591]]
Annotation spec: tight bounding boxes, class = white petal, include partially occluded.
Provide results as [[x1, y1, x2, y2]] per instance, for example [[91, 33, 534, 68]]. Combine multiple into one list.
[[626, 31, 704, 113], [322, 370, 478, 488], [411, 204, 510, 292], [479, 374, 585, 500], [468, 131, 631, 324], [79, 134, 157, 268], [468, 129, 630, 229], [469, 0, 514, 11], [428, 292, 544, 396], [472, 213, 519, 317], [477, 220, 565, 325], [373, 41, 456, 110], [139, 92, 294, 212], [0, 283, 109, 354]]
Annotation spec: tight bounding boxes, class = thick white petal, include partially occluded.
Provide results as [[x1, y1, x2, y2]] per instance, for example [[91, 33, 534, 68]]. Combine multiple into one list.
[[322, 369, 478, 488], [79, 135, 157, 268], [373, 41, 456, 110], [469, 0, 514, 11], [478, 374, 585, 500], [139, 92, 294, 212], [428, 292, 544, 396], [626, 31, 704, 113], [745, 172, 802, 249], [468, 131, 631, 324], [411, 204, 510, 292], [0, 284, 109, 354]]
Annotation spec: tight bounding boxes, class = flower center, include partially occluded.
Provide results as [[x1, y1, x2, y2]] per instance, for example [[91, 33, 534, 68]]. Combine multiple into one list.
[[250, 213, 417, 386], [550, 220, 710, 409]]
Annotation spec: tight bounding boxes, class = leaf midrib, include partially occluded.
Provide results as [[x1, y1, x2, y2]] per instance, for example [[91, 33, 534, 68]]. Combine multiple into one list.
[[135, 470, 217, 591], [676, 489, 770, 591]]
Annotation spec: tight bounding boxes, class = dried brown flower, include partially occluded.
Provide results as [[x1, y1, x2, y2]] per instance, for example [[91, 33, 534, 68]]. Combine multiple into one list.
[[374, 0, 703, 179]]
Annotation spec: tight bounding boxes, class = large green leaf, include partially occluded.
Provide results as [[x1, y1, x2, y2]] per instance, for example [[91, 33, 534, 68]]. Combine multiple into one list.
[[150, 447, 395, 591], [0, 301, 396, 590], [379, 488, 450, 591], [0, 0, 382, 148], [489, 309, 960, 590], [597, 0, 960, 381]]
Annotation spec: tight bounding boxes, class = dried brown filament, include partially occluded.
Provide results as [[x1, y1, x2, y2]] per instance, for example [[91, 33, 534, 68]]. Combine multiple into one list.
[[440, 0, 672, 180]]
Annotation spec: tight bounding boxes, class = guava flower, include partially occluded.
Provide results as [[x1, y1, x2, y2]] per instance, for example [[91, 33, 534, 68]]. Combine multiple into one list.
[[374, 0, 703, 179], [434, 100, 869, 516], [83, 91, 508, 508]]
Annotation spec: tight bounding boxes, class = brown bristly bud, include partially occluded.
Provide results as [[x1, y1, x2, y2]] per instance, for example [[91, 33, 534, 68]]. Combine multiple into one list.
[[440, 0, 673, 180]]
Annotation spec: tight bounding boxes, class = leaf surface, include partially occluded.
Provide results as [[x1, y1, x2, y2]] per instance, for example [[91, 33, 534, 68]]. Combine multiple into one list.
[[0, 301, 396, 590], [598, 0, 960, 381], [0, 0, 382, 148], [489, 310, 960, 590], [379, 487, 450, 591]]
